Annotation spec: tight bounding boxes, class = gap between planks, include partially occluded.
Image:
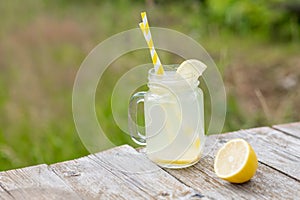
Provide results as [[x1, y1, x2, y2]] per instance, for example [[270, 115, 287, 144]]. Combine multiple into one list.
[[0, 164, 82, 200], [258, 160, 300, 183], [161, 127, 300, 200], [49, 145, 204, 199], [205, 126, 300, 181], [272, 122, 300, 139], [163, 155, 300, 200], [0, 122, 299, 199]]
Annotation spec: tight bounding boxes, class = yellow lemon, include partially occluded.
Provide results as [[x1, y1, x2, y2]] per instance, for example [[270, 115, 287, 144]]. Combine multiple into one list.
[[214, 138, 258, 183]]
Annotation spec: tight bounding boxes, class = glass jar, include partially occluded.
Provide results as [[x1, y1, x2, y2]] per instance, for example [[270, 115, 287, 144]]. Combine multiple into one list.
[[128, 65, 205, 168]]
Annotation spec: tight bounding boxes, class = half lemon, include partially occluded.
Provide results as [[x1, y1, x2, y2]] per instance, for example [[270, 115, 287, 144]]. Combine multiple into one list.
[[214, 138, 258, 183]]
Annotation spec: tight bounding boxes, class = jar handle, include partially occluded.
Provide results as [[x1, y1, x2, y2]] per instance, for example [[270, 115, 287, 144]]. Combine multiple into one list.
[[128, 92, 147, 145]]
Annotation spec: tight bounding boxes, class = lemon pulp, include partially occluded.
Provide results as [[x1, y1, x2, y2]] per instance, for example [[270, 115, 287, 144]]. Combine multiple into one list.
[[214, 138, 258, 183]]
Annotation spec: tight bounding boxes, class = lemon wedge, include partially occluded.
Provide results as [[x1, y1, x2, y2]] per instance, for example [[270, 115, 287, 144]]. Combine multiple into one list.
[[176, 59, 207, 80], [214, 138, 258, 183]]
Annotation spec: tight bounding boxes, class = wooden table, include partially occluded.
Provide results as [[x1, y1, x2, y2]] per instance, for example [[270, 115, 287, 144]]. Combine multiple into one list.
[[0, 122, 299, 199]]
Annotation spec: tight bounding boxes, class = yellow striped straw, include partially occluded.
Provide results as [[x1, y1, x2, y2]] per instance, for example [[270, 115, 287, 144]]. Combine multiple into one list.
[[139, 12, 164, 75]]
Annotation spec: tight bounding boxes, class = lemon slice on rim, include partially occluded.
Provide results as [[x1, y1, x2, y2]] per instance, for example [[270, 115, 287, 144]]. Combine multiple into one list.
[[214, 138, 258, 183], [176, 59, 207, 80]]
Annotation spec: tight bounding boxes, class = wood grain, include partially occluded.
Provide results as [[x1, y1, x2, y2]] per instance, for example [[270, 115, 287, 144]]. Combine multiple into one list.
[[165, 155, 300, 200], [0, 164, 80, 199], [273, 122, 300, 139], [0, 186, 13, 200], [163, 128, 300, 200], [0, 123, 299, 200], [91, 145, 202, 199], [51, 151, 153, 200], [204, 127, 300, 181], [0, 193, 13, 200]]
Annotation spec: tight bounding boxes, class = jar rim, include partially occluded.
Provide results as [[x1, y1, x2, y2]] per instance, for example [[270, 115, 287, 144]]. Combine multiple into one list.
[[147, 64, 198, 86]]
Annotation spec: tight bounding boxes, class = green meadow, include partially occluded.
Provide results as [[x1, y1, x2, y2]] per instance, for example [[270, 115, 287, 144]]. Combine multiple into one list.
[[0, 0, 299, 170]]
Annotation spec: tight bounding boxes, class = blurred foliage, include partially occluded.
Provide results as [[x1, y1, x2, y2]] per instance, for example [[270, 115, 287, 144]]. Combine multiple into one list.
[[154, 0, 300, 41], [205, 0, 300, 40], [0, 0, 299, 171]]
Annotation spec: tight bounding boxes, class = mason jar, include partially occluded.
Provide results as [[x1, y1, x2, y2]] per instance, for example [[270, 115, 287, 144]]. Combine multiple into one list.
[[128, 65, 205, 168]]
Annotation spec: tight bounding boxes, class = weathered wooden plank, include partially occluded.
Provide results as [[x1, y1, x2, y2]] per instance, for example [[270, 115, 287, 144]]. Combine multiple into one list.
[[164, 133, 300, 200], [0, 194, 13, 200], [50, 152, 153, 200], [273, 122, 300, 139], [0, 123, 298, 200], [0, 164, 80, 200], [0, 188, 13, 200], [91, 145, 203, 199], [207, 127, 300, 181], [165, 155, 300, 200]]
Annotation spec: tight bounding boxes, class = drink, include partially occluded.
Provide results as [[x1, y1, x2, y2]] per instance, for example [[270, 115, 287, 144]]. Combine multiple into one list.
[[129, 63, 206, 168], [144, 68, 205, 168], [131, 13, 207, 168]]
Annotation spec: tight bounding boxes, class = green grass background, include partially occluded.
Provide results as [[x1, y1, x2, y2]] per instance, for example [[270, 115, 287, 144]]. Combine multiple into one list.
[[0, 0, 299, 171]]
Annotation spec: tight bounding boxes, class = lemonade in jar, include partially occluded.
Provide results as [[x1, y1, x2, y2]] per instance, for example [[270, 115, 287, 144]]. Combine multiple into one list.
[[129, 60, 206, 168]]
